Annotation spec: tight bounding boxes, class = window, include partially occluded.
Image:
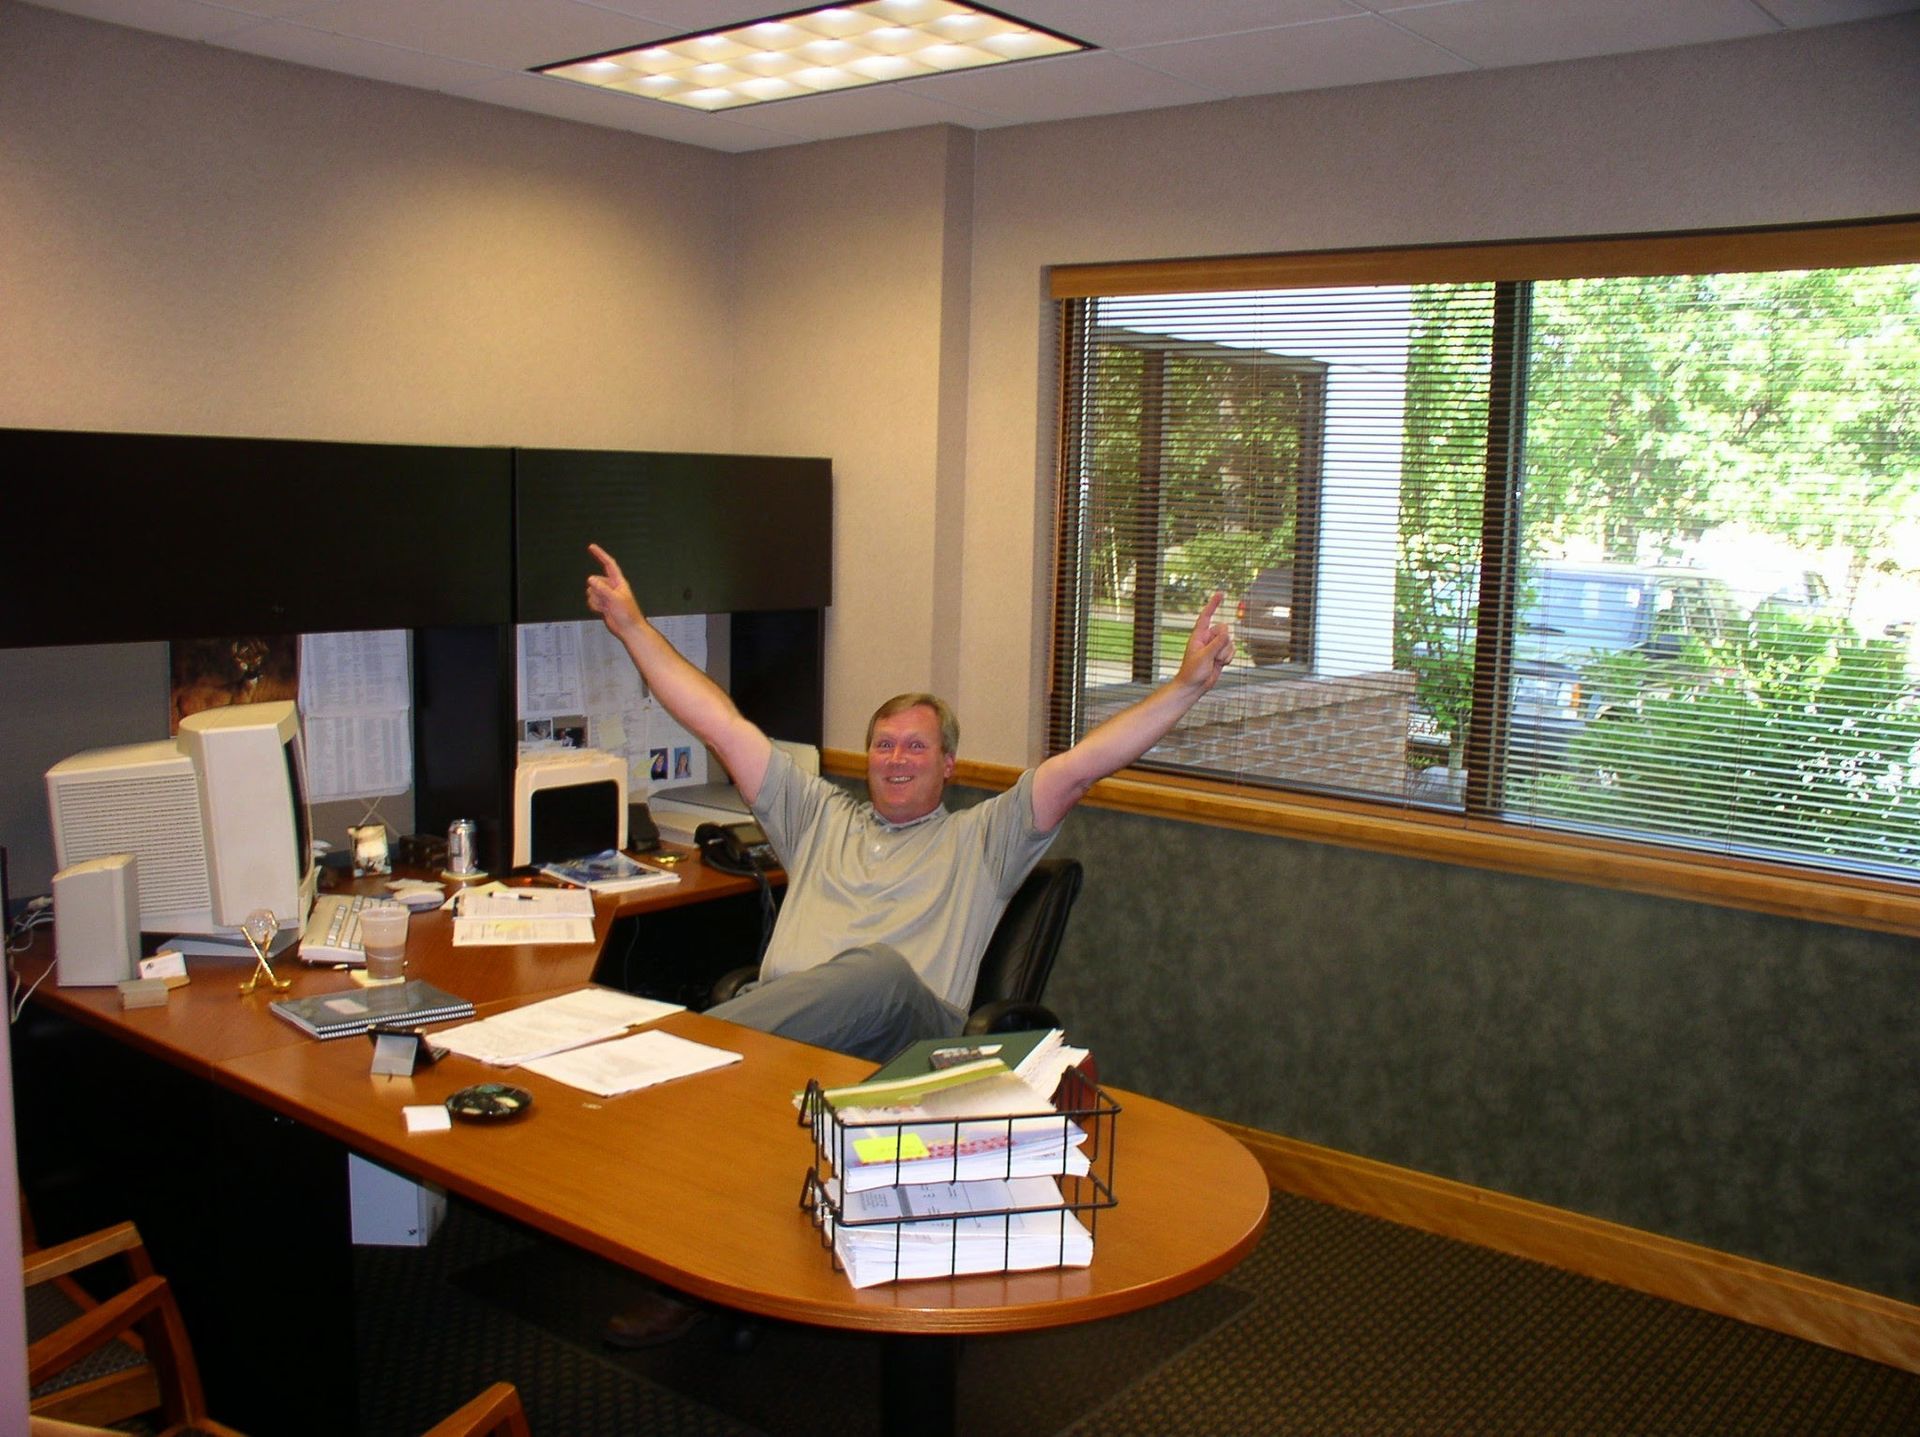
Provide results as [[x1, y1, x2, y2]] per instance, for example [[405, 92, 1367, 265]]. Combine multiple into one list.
[[1050, 220, 1920, 903]]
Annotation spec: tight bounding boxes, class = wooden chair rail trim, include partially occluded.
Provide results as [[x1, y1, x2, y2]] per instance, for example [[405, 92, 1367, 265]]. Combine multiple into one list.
[[821, 748, 1920, 940], [1217, 1118, 1920, 1376]]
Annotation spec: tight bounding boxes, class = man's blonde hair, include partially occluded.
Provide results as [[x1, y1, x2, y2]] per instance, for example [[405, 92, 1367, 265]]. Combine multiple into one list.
[[866, 693, 959, 755]]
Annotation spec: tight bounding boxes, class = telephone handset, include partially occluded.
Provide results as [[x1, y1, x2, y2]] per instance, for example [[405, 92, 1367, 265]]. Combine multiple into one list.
[[695, 820, 776, 875]]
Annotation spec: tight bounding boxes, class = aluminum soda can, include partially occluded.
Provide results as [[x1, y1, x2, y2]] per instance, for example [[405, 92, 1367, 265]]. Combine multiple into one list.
[[447, 818, 479, 876]]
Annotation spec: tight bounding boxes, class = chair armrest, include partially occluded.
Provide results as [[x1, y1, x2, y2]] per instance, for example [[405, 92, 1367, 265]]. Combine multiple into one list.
[[706, 965, 762, 1007], [30, 1416, 123, 1436], [23, 1222, 152, 1288], [28, 1277, 164, 1388], [963, 999, 1061, 1036], [420, 1381, 532, 1437]]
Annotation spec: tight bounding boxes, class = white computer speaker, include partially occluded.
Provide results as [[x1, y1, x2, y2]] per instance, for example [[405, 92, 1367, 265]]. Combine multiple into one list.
[[54, 852, 141, 987]]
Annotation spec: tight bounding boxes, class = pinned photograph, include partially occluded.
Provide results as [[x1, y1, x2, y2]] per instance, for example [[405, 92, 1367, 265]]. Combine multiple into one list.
[[169, 635, 297, 732]]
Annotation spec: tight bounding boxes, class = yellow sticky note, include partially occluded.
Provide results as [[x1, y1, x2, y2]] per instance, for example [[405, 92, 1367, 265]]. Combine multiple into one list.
[[853, 1133, 929, 1164]]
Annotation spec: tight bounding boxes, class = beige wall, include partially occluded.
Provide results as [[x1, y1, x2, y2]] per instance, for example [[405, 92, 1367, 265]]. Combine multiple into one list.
[[0, 3, 736, 449], [729, 125, 975, 746]]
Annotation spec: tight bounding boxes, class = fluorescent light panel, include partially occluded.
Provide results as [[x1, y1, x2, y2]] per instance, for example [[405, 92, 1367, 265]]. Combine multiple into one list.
[[534, 1, 1089, 113]]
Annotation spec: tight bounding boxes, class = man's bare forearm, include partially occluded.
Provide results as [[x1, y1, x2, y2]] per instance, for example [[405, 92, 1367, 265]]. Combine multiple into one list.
[[1030, 592, 1234, 833], [586, 544, 772, 799]]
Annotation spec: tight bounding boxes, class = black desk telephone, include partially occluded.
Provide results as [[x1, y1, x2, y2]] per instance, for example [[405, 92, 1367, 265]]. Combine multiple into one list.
[[695, 820, 776, 875]]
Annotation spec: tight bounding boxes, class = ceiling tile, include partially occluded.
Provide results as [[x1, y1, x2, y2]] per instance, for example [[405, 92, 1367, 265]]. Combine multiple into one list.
[[289, 0, 652, 68], [997, 0, 1363, 49], [23, 0, 1916, 153], [219, 21, 499, 92], [25, 0, 273, 42], [1754, 0, 1920, 25], [1382, 0, 1780, 69], [1128, 12, 1473, 95], [896, 49, 1224, 125], [571, 1, 797, 29]]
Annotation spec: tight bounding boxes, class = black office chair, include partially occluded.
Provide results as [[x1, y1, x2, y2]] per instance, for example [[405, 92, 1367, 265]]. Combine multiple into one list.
[[705, 857, 1084, 1034]]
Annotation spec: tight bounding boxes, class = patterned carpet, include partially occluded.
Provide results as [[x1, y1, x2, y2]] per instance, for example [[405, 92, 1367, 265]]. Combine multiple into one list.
[[353, 1191, 1920, 1436]]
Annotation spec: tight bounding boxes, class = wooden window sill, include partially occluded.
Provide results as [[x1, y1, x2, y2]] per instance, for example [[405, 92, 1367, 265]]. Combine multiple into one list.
[[824, 748, 1920, 939]]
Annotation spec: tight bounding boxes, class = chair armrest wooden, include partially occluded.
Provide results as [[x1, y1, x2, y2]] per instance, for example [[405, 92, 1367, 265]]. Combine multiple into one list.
[[420, 1381, 533, 1437], [23, 1221, 154, 1288], [30, 1416, 122, 1436]]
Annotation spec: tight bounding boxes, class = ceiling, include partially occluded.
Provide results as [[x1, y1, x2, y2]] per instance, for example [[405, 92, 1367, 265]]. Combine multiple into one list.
[[26, 0, 1918, 153]]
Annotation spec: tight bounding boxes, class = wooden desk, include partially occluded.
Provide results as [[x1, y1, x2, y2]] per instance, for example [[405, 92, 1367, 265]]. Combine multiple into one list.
[[14, 866, 1268, 1436]]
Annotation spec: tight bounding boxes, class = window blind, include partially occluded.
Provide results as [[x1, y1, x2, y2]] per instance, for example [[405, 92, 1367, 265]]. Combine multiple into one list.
[[1050, 221, 1920, 882]]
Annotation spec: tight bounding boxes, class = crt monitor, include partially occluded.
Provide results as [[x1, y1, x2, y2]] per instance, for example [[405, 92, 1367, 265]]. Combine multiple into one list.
[[46, 699, 317, 940]]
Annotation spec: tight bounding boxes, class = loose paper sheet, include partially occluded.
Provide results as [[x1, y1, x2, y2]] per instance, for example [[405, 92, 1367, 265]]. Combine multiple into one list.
[[299, 630, 412, 800], [521, 1029, 741, 1097]]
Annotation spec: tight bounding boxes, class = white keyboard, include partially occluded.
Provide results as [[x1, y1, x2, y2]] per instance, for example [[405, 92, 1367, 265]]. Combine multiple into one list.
[[300, 892, 369, 965]]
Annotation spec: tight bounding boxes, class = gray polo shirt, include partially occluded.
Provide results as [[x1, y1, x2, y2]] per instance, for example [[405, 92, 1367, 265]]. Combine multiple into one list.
[[749, 746, 1058, 1010]]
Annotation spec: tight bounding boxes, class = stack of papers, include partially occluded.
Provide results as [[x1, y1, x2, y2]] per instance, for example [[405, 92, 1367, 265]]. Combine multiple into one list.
[[432, 987, 683, 1066], [823, 1176, 1093, 1288], [451, 885, 596, 946], [823, 1060, 1092, 1193]]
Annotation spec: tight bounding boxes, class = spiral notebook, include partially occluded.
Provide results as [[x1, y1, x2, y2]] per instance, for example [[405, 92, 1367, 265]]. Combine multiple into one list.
[[270, 979, 475, 1040]]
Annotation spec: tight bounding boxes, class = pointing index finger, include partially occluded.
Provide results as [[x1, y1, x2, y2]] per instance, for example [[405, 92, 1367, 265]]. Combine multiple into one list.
[[587, 543, 622, 581]]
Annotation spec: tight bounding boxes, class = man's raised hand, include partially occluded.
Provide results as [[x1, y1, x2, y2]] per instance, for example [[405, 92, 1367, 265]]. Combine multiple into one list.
[[1178, 591, 1235, 692], [585, 543, 644, 637]]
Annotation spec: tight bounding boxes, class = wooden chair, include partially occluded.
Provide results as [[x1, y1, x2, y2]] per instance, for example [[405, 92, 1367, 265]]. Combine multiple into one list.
[[27, 1272, 238, 1437], [28, 1270, 531, 1437], [24, 1205, 531, 1437], [22, 1218, 162, 1428], [421, 1381, 534, 1437]]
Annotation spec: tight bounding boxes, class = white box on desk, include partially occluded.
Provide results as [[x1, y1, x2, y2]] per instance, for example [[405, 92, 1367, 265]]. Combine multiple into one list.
[[348, 1153, 446, 1247]]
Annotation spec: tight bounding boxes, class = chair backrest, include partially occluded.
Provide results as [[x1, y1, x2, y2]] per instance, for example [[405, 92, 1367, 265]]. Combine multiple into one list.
[[970, 857, 1083, 1015]]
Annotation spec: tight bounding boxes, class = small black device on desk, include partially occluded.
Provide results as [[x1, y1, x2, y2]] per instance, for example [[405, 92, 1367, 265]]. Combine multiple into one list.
[[695, 820, 775, 875], [627, 801, 661, 853]]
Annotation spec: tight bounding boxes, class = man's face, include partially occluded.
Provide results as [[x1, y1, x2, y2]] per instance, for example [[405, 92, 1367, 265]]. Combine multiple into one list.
[[866, 705, 955, 825]]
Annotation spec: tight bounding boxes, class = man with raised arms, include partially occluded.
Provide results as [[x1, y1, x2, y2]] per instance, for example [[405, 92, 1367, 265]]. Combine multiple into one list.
[[586, 541, 1234, 1063]]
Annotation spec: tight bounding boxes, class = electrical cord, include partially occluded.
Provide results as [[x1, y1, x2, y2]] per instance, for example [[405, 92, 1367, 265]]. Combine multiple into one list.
[[7, 896, 55, 1023]]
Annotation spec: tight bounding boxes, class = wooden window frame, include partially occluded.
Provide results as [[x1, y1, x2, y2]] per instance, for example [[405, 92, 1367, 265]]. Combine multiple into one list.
[[1044, 216, 1920, 939]]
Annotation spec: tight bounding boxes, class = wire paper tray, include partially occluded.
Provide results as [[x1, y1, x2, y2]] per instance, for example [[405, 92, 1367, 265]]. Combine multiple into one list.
[[797, 1066, 1118, 1285]]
